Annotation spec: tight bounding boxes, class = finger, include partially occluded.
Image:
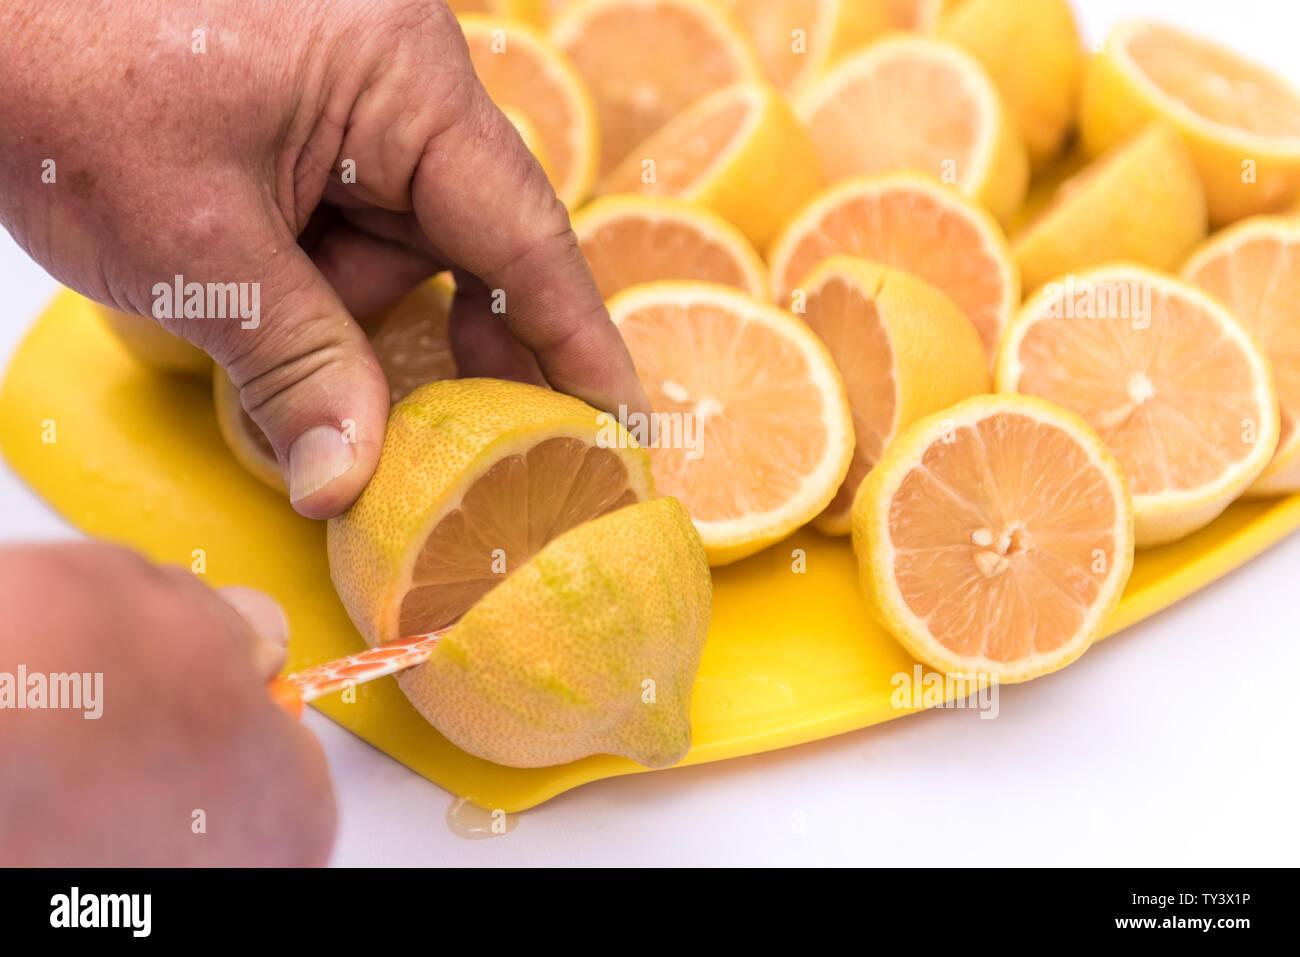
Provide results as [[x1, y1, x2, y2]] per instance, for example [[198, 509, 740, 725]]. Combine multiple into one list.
[[201, 238, 390, 518], [410, 85, 651, 421], [308, 220, 440, 318], [217, 586, 289, 679], [448, 272, 546, 385]]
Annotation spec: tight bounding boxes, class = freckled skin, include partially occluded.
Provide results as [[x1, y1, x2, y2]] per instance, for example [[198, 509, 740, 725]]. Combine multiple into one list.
[[0, 0, 649, 519]]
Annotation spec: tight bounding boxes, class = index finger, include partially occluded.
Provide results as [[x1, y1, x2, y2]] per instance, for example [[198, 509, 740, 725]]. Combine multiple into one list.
[[410, 73, 651, 423]]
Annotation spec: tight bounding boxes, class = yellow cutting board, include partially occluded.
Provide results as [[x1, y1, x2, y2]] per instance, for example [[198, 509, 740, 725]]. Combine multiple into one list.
[[6, 292, 1300, 812]]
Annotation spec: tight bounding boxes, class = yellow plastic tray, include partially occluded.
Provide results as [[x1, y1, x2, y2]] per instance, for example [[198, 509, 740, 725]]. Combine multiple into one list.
[[5, 292, 1300, 811]]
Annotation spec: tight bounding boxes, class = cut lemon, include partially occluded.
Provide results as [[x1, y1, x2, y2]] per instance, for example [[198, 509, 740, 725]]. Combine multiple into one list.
[[852, 393, 1134, 683], [1007, 143, 1090, 238], [608, 281, 853, 564], [721, 0, 891, 95], [551, 0, 763, 177], [215, 277, 459, 491], [933, 0, 1083, 170], [327, 380, 711, 769], [1011, 122, 1207, 295], [1183, 216, 1300, 496], [460, 15, 599, 207], [599, 82, 824, 249], [797, 256, 990, 535], [796, 35, 1028, 227], [327, 377, 655, 646], [996, 264, 1280, 546], [572, 194, 768, 299], [1082, 20, 1300, 225], [768, 172, 1019, 364]]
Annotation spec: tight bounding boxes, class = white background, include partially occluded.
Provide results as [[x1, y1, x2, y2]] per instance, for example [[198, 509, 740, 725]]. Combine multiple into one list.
[[2, 0, 1297, 866]]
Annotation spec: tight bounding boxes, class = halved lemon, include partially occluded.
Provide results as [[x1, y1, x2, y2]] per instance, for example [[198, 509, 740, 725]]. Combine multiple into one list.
[[722, 0, 891, 95], [460, 15, 599, 207], [1183, 216, 1300, 496], [572, 194, 769, 299], [608, 281, 853, 565], [215, 277, 458, 491], [1012, 122, 1207, 295], [551, 0, 763, 176], [932, 0, 1083, 170], [996, 264, 1280, 546], [768, 172, 1019, 364], [796, 256, 990, 535], [1081, 20, 1300, 225], [796, 34, 1028, 226], [852, 393, 1134, 683], [599, 82, 824, 249]]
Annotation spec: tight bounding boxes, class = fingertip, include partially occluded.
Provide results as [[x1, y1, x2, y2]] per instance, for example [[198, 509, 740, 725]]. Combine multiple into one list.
[[286, 425, 368, 518], [217, 586, 290, 678]]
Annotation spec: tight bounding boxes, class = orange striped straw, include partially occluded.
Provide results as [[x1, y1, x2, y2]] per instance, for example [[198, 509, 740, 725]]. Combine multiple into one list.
[[268, 630, 446, 717]]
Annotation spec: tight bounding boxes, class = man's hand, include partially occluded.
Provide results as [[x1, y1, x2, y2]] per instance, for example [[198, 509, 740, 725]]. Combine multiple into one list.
[[0, 544, 335, 866], [0, 0, 650, 517]]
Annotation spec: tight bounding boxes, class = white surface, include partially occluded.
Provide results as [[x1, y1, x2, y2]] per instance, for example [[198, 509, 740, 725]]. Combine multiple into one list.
[[2, 0, 1298, 866]]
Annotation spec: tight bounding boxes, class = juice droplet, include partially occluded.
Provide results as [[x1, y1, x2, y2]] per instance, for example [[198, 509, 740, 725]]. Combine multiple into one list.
[[445, 797, 517, 840]]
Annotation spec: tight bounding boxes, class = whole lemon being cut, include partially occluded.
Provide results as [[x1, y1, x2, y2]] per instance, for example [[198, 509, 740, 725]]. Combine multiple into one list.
[[327, 378, 713, 769], [327, 377, 654, 646]]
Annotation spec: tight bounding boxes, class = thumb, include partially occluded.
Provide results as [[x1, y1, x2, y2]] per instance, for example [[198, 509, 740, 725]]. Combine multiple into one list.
[[203, 243, 390, 519]]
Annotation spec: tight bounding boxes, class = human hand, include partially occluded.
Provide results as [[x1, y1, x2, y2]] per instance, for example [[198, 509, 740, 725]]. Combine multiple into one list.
[[0, 0, 650, 517], [0, 543, 335, 866]]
